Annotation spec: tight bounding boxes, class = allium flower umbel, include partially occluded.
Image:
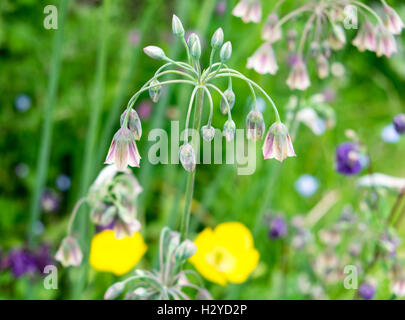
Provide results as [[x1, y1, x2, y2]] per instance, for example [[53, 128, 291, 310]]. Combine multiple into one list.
[[55, 236, 83, 267], [247, 42, 278, 75], [232, 0, 262, 24], [286, 58, 310, 91], [262, 122, 296, 162], [335, 142, 363, 176], [105, 127, 141, 171], [393, 114, 405, 134]]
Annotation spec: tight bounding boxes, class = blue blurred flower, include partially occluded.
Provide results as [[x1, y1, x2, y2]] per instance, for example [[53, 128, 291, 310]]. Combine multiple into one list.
[[381, 124, 400, 143], [393, 114, 405, 134], [41, 190, 60, 213], [56, 174, 71, 191], [295, 174, 319, 197], [14, 94, 31, 112]]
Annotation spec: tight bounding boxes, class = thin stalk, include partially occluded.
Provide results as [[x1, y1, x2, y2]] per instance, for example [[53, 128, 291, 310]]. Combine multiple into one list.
[[27, 0, 68, 247], [180, 89, 205, 241], [71, 0, 110, 299]]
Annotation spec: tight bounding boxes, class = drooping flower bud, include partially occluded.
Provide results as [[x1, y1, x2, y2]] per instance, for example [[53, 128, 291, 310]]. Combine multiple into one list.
[[246, 110, 265, 141], [190, 36, 201, 60], [149, 79, 162, 103], [143, 46, 166, 60], [179, 143, 196, 172], [232, 0, 262, 24], [201, 125, 215, 142], [328, 24, 346, 50], [262, 13, 282, 43], [174, 240, 197, 261], [120, 109, 142, 140], [220, 41, 232, 62], [262, 122, 296, 162], [105, 127, 141, 171], [393, 114, 405, 134], [286, 58, 310, 91], [220, 88, 235, 114], [376, 26, 397, 57], [309, 41, 320, 57], [382, 4, 404, 35], [247, 42, 278, 75], [287, 29, 297, 51], [223, 119, 236, 142], [55, 236, 83, 267], [104, 282, 125, 300], [211, 28, 224, 49], [172, 14, 185, 38], [316, 54, 329, 79], [352, 22, 377, 52]]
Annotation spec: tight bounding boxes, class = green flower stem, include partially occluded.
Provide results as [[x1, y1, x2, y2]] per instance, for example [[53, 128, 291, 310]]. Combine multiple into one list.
[[184, 86, 201, 141], [180, 89, 205, 241], [350, 0, 384, 24], [181, 37, 193, 65], [201, 86, 213, 125], [72, 0, 110, 299], [67, 198, 88, 236], [27, 0, 68, 247], [214, 72, 281, 122], [205, 83, 232, 120]]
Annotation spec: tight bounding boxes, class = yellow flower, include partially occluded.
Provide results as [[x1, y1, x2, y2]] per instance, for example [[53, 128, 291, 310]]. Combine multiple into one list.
[[189, 222, 259, 285], [89, 229, 147, 276]]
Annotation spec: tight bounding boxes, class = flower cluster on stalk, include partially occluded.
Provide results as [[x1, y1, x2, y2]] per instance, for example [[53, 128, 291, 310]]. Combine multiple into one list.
[[233, 0, 404, 90]]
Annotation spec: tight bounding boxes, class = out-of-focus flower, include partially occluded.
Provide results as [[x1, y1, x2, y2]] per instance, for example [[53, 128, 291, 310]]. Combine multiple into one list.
[[268, 216, 287, 239], [352, 22, 376, 52], [287, 29, 298, 52], [381, 124, 400, 143], [35, 245, 54, 274], [262, 122, 296, 162], [376, 27, 397, 57], [319, 228, 341, 247], [391, 279, 405, 298], [232, 0, 261, 24], [286, 58, 310, 91], [6, 249, 37, 277], [291, 216, 312, 249], [189, 222, 259, 285], [89, 230, 147, 276], [40, 190, 60, 213], [262, 13, 281, 43], [313, 252, 340, 284], [335, 143, 363, 176], [55, 236, 83, 267], [216, 0, 226, 16], [296, 108, 326, 136], [359, 282, 375, 300], [128, 29, 141, 46], [56, 174, 71, 191], [330, 62, 345, 77], [105, 127, 141, 171], [316, 54, 329, 79], [393, 114, 405, 134], [328, 24, 346, 50], [14, 94, 31, 112], [294, 174, 319, 197], [380, 231, 401, 258], [136, 100, 152, 120], [246, 110, 265, 141], [382, 4, 404, 35], [15, 163, 29, 178], [247, 43, 278, 75]]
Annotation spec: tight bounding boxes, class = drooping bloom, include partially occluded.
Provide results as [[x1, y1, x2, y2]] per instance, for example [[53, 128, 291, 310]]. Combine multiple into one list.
[[335, 142, 363, 176], [393, 114, 405, 134], [382, 4, 404, 35], [220, 88, 235, 115], [262, 13, 281, 43], [352, 22, 377, 52], [89, 230, 147, 276], [268, 216, 287, 239], [55, 236, 83, 267], [286, 58, 310, 91], [247, 43, 278, 75], [179, 143, 196, 172], [262, 122, 296, 162], [105, 127, 141, 171], [223, 119, 236, 142], [232, 0, 262, 24], [328, 24, 346, 50], [201, 125, 216, 142], [246, 110, 265, 141], [316, 54, 329, 79], [120, 109, 142, 140], [189, 222, 259, 285], [376, 27, 397, 57], [359, 282, 375, 300]]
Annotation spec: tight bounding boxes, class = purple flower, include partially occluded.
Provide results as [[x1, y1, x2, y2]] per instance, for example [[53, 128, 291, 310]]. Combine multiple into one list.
[[268, 216, 287, 239], [7, 249, 38, 278], [136, 101, 152, 120], [359, 282, 375, 300], [335, 143, 363, 176], [393, 114, 405, 134], [216, 1, 226, 16], [35, 245, 54, 274], [41, 190, 60, 213]]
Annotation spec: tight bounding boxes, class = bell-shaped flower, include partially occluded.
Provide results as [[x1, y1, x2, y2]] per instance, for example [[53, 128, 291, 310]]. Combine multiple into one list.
[[352, 22, 377, 52], [246, 110, 265, 141], [328, 24, 346, 50], [55, 236, 83, 267], [286, 58, 310, 91], [105, 127, 141, 171], [232, 0, 261, 24], [179, 143, 196, 172], [120, 109, 142, 140], [262, 122, 296, 162], [376, 27, 397, 57], [261, 13, 282, 43], [383, 4, 404, 35], [247, 42, 278, 75], [223, 119, 236, 142]]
